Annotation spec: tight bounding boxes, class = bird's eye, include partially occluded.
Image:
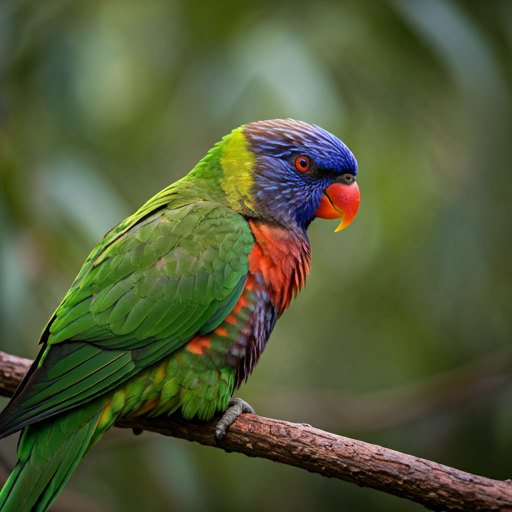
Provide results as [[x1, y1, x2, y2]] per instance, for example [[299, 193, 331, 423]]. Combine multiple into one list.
[[295, 156, 310, 172], [342, 173, 355, 184]]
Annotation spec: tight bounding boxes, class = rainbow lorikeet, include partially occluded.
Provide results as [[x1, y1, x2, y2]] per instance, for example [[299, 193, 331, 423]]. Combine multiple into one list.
[[0, 119, 359, 511]]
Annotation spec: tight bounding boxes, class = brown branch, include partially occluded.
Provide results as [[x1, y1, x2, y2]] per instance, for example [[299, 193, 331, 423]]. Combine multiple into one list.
[[0, 351, 32, 396], [1, 351, 511, 512]]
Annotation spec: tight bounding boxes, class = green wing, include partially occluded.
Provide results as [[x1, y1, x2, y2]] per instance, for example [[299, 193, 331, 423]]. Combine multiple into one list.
[[0, 200, 254, 437]]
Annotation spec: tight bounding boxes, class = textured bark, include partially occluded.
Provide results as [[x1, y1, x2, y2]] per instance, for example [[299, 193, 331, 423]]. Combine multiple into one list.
[[1, 350, 511, 511], [0, 351, 31, 396]]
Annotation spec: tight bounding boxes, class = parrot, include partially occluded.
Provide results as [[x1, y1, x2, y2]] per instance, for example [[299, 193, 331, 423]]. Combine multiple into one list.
[[0, 119, 359, 512]]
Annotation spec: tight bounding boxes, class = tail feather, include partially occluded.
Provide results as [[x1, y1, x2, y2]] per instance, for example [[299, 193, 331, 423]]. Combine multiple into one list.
[[0, 397, 115, 512]]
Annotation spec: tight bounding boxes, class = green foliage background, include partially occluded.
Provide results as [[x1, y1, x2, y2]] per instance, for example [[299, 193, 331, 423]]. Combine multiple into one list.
[[1, 1, 512, 511]]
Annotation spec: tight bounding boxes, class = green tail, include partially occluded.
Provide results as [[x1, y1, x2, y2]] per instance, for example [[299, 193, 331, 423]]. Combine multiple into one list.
[[0, 397, 114, 512]]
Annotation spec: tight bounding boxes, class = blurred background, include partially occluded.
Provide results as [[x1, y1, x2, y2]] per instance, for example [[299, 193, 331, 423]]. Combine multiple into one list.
[[1, 0, 512, 510]]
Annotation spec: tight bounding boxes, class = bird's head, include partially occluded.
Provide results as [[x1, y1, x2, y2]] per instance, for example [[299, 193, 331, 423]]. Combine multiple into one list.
[[188, 118, 359, 232]]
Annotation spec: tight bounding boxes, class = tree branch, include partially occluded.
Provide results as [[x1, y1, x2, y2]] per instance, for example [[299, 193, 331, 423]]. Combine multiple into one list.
[[0, 351, 511, 512]]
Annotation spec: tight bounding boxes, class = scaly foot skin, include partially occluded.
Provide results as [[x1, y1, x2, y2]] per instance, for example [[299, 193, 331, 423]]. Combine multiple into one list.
[[214, 397, 255, 451]]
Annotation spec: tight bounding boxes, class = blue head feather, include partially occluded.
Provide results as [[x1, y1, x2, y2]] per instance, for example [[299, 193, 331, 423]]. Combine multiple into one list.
[[244, 119, 358, 230]]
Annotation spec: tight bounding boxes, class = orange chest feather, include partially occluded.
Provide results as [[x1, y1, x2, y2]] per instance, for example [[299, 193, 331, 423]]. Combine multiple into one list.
[[247, 220, 311, 314]]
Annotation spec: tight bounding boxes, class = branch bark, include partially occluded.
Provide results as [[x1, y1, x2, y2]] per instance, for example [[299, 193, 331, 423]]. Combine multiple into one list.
[[0, 351, 511, 512]]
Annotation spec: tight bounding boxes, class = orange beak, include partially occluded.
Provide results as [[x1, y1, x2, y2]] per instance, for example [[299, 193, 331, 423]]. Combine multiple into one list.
[[314, 181, 360, 231]]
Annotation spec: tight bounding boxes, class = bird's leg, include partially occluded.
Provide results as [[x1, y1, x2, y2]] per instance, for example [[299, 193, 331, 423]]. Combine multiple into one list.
[[214, 397, 255, 451]]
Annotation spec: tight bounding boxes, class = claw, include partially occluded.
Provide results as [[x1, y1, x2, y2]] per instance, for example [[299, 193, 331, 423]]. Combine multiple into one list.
[[214, 397, 255, 451]]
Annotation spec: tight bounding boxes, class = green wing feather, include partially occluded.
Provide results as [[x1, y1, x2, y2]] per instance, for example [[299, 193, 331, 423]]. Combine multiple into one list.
[[0, 396, 113, 512], [0, 199, 254, 438]]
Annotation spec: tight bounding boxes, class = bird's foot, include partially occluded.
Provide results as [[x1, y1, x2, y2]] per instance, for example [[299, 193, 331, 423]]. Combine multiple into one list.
[[214, 397, 255, 452], [132, 428, 143, 436]]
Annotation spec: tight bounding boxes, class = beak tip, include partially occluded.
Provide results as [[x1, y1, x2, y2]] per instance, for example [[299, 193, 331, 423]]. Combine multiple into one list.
[[334, 212, 357, 232]]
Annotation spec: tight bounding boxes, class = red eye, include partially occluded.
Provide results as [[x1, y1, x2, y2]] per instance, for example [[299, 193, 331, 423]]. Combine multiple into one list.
[[295, 156, 310, 172]]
